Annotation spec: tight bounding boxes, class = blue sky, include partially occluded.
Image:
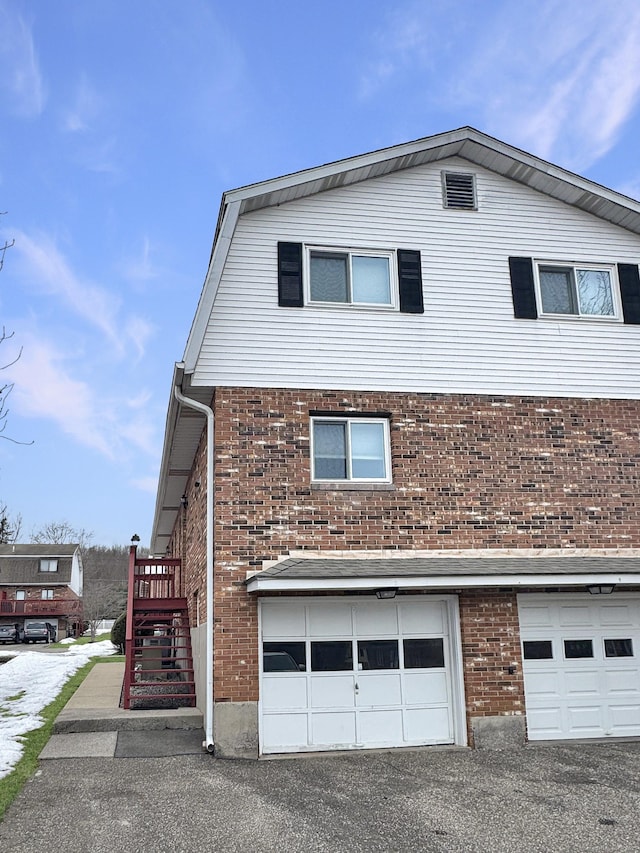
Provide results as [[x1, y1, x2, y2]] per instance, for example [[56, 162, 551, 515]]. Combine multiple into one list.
[[1, 0, 640, 548]]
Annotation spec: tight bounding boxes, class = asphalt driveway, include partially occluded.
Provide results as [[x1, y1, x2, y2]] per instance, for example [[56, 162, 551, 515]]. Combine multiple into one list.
[[1, 741, 639, 852]]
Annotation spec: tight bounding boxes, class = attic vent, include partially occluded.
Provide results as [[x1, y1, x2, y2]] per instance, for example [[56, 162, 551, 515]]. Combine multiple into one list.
[[442, 171, 477, 210]]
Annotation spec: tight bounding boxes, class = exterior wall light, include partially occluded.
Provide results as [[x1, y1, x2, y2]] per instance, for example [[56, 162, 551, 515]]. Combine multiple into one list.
[[587, 584, 616, 595], [180, 494, 188, 509], [375, 588, 398, 600]]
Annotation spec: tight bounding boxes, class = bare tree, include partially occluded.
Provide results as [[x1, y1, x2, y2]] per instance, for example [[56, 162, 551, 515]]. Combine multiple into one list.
[[0, 222, 31, 445], [0, 501, 22, 543], [82, 579, 128, 641], [30, 521, 93, 550]]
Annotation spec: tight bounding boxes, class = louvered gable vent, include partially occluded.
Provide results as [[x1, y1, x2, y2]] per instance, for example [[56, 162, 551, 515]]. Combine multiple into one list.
[[442, 171, 476, 210]]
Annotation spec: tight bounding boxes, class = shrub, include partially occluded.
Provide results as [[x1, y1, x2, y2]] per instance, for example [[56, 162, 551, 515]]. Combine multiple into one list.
[[111, 612, 126, 653]]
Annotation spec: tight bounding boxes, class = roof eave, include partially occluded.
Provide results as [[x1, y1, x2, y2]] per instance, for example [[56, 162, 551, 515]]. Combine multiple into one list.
[[246, 573, 640, 593]]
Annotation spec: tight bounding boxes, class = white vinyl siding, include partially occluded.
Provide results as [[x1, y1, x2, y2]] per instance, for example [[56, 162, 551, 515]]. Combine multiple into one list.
[[193, 157, 640, 399]]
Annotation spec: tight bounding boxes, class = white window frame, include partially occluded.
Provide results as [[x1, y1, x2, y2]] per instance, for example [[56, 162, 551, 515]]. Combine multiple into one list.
[[41, 589, 54, 600], [534, 260, 622, 321], [39, 558, 59, 573], [310, 416, 392, 483], [304, 245, 398, 310]]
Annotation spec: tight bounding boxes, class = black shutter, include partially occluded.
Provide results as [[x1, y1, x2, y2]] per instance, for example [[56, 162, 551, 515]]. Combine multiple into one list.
[[278, 242, 303, 307], [508, 257, 538, 319], [618, 263, 640, 324], [397, 249, 424, 314]]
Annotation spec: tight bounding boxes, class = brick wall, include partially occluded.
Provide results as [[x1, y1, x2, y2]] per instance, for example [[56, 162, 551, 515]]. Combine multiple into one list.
[[174, 388, 640, 706]]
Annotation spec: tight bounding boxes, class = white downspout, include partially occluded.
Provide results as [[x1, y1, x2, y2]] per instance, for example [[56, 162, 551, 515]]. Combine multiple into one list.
[[174, 383, 215, 753]]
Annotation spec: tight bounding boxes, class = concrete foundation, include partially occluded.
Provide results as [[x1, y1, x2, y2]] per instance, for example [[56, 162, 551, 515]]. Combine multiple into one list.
[[213, 701, 259, 759], [471, 715, 526, 749]]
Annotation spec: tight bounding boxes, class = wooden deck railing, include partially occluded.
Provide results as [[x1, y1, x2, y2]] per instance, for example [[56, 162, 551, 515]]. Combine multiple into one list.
[[0, 599, 82, 616]]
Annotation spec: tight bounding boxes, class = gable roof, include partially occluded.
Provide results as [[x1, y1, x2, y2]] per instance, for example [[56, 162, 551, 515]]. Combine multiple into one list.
[[0, 544, 80, 585], [150, 127, 640, 554]]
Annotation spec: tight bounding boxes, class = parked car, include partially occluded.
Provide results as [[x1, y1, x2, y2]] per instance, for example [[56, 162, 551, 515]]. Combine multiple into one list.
[[22, 621, 50, 644], [0, 625, 18, 644]]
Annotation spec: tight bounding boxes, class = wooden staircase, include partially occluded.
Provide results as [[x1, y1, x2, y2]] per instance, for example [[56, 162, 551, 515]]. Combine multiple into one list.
[[123, 547, 197, 710]]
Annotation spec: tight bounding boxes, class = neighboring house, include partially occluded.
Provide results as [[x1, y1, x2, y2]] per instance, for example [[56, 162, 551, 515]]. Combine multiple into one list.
[[148, 126, 640, 758], [0, 544, 83, 639]]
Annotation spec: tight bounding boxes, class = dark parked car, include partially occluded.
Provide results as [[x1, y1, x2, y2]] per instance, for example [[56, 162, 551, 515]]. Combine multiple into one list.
[[0, 625, 18, 644], [22, 621, 50, 644]]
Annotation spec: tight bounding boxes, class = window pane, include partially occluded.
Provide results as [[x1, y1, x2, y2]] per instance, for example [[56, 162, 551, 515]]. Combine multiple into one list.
[[313, 422, 347, 479], [539, 267, 576, 314], [310, 253, 348, 302], [404, 638, 445, 668], [350, 422, 386, 479], [351, 256, 391, 304], [576, 269, 614, 316], [311, 641, 353, 671], [564, 639, 593, 659], [263, 642, 306, 672], [523, 640, 553, 660], [358, 640, 399, 670], [604, 638, 633, 658]]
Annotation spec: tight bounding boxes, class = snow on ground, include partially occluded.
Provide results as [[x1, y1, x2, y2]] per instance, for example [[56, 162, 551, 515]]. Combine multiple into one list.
[[0, 640, 115, 779]]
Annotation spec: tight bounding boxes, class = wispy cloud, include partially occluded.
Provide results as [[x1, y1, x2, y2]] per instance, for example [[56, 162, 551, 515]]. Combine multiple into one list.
[[358, 0, 640, 171], [11, 230, 153, 360], [62, 74, 103, 133], [0, 2, 45, 117], [130, 475, 159, 494], [6, 337, 159, 461], [122, 237, 160, 284]]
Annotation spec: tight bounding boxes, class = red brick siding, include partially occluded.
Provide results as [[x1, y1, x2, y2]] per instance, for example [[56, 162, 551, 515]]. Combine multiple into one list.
[[172, 388, 640, 707]]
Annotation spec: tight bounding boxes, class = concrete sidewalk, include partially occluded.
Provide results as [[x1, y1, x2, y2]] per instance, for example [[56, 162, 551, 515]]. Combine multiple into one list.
[[43, 661, 204, 760]]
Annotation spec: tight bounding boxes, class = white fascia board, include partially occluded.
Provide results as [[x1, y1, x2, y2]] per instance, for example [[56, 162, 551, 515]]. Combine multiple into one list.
[[246, 573, 640, 593], [150, 363, 185, 554], [183, 201, 241, 374]]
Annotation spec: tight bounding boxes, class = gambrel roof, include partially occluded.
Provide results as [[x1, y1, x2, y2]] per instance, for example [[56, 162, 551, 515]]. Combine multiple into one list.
[[0, 544, 80, 585], [151, 127, 640, 554]]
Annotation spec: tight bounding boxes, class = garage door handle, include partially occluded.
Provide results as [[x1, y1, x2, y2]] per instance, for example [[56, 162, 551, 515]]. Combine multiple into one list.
[[354, 682, 359, 693]]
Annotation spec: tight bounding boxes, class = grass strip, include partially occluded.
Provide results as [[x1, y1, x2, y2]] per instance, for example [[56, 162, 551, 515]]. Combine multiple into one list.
[[0, 655, 121, 822]]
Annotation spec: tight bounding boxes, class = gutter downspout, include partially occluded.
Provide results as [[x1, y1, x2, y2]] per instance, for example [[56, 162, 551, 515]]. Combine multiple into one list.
[[174, 381, 215, 754]]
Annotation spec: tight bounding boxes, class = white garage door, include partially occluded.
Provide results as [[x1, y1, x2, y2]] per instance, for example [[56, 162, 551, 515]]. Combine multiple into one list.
[[519, 594, 640, 741], [260, 596, 462, 754]]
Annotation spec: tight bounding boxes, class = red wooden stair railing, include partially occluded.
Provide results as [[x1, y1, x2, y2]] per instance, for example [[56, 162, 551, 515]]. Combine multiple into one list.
[[123, 546, 196, 710]]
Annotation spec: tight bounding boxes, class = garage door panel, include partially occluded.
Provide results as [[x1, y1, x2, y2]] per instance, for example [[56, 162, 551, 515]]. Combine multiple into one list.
[[357, 673, 402, 706], [308, 605, 353, 637], [565, 670, 601, 696], [405, 707, 452, 742], [609, 704, 640, 731], [311, 712, 356, 746], [262, 676, 308, 711], [400, 601, 445, 634], [404, 671, 449, 705], [526, 706, 564, 737], [354, 603, 398, 635], [519, 604, 554, 628], [262, 603, 305, 638], [566, 705, 605, 733], [558, 605, 591, 627], [263, 713, 308, 750], [599, 604, 636, 626], [522, 670, 562, 700], [310, 675, 354, 709], [604, 668, 640, 695], [359, 709, 403, 743]]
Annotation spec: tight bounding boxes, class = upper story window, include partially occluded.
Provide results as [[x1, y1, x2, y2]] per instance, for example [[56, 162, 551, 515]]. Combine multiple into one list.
[[41, 589, 54, 600], [277, 243, 424, 314], [509, 257, 640, 324], [537, 263, 618, 319], [16, 590, 26, 600], [311, 417, 391, 482], [308, 248, 395, 308], [40, 559, 58, 573]]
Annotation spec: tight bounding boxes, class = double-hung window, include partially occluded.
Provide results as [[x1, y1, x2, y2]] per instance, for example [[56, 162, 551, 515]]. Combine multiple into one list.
[[307, 248, 395, 308], [40, 559, 58, 573], [41, 589, 54, 600], [536, 262, 619, 319], [311, 417, 391, 482]]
